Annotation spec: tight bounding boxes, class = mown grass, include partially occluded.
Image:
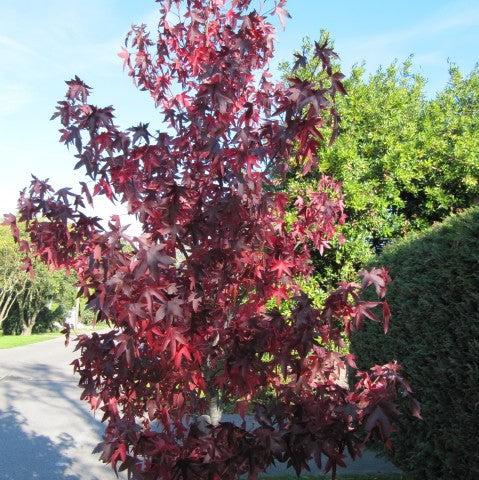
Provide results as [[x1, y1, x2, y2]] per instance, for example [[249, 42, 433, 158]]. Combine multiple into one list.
[[0, 332, 61, 349], [0, 322, 110, 349]]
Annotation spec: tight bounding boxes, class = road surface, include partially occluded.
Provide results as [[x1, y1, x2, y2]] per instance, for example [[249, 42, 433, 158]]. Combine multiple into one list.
[[0, 336, 401, 479]]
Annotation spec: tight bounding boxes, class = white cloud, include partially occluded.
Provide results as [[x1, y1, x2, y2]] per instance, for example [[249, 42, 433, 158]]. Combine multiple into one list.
[[0, 84, 32, 117], [0, 34, 35, 56]]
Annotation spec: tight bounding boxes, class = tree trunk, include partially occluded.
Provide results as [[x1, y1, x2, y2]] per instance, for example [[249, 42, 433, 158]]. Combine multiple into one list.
[[74, 297, 80, 328], [208, 393, 222, 427], [20, 312, 38, 336], [0, 290, 16, 329], [21, 323, 33, 336], [192, 390, 223, 434]]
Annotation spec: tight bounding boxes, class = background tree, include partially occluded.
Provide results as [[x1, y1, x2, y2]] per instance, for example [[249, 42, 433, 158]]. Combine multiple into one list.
[[6, 2, 417, 479], [282, 38, 479, 302], [13, 261, 76, 335], [0, 224, 75, 335], [0, 225, 25, 328]]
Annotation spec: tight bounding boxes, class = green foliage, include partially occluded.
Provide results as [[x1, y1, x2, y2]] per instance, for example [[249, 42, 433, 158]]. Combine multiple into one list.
[[0, 224, 76, 335], [77, 298, 97, 325], [351, 207, 479, 480], [34, 304, 68, 334], [1, 303, 21, 335], [0, 224, 25, 326], [282, 37, 479, 302]]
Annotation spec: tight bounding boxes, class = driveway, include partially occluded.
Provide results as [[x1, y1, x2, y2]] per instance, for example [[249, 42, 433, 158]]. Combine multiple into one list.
[[0, 336, 400, 479], [0, 336, 115, 480]]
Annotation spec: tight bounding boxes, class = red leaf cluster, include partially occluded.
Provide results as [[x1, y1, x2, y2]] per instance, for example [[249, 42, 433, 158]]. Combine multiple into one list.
[[6, 1, 418, 479]]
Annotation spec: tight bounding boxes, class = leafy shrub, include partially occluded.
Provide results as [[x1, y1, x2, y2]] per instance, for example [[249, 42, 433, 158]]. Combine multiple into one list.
[[351, 207, 479, 479], [2, 303, 22, 335], [78, 300, 96, 325], [34, 304, 67, 333]]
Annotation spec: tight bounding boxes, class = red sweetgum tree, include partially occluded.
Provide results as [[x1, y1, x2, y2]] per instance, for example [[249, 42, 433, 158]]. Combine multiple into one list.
[[6, 1, 419, 479]]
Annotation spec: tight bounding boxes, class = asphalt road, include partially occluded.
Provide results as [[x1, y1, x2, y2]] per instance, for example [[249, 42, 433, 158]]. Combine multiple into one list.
[[0, 336, 115, 480], [0, 336, 401, 479]]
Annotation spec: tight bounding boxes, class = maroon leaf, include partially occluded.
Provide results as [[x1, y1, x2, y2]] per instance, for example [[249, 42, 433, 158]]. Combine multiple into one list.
[[11, 2, 415, 479]]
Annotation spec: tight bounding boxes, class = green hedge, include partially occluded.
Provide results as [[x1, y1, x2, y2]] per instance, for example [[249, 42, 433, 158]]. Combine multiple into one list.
[[351, 207, 479, 480]]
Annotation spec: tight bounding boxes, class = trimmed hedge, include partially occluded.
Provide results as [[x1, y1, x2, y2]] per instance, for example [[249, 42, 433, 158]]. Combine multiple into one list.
[[351, 207, 479, 480]]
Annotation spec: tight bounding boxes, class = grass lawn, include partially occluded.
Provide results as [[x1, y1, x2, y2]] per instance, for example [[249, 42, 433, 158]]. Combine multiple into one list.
[[0, 322, 110, 349], [0, 332, 61, 349]]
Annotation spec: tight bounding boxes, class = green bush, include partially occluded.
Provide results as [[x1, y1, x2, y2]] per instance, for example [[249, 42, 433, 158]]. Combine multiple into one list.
[[78, 299, 97, 325], [280, 38, 479, 305], [2, 303, 67, 335], [351, 207, 479, 479], [2, 303, 22, 335], [33, 304, 67, 333]]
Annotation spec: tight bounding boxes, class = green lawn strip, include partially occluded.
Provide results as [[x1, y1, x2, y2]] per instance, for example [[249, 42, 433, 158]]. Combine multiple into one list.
[[0, 332, 61, 349], [0, 322, 110, 349], [260, 476, 407, 480]]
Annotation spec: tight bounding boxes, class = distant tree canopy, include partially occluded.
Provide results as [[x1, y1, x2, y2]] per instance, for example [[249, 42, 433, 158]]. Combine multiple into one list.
[[0, 224, 76, 335], [281, 36, 479, 301]]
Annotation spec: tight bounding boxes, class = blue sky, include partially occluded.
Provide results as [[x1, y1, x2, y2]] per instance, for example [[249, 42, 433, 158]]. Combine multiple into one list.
[[1, 0, 479, 219]]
